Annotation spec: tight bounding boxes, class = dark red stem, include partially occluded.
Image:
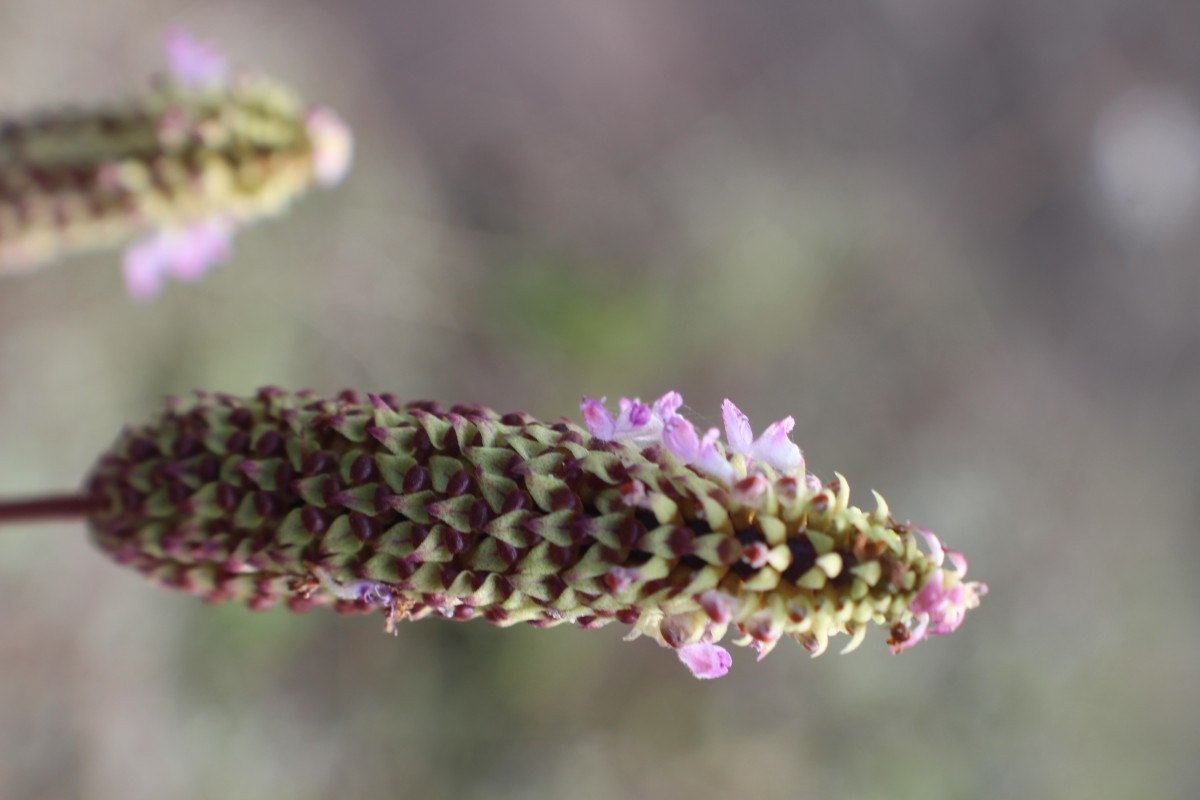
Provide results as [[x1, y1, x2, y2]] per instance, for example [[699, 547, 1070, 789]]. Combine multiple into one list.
[[0, 493, 102, 526]]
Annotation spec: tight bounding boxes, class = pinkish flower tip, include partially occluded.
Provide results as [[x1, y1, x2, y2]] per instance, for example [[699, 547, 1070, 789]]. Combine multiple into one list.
[[306, 107, 354, 187], [582, 391, 803, 484], [910, 569, 948, 616], [721, 399, 804, 473], [749, 416, 804, 472], [915, 527, 946, 566], [583, 393, 681, 443], [164, 28, 228, 87], [652, 391, 683, 420], [580, 396, 616, 440], [662, 415, 699, 460], [677, 642, 732, 679], [121, 219, 234, 301], [722, 398, 753, 454], [902, 565, 987, 648], [664, 417, 735, 484]]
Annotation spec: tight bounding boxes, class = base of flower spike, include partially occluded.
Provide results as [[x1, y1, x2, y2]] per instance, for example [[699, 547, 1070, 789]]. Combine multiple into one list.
[[84, 388, 985, 678]]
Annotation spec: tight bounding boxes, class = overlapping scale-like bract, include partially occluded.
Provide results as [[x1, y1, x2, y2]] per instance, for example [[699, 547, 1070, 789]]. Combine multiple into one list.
[[86, 388, 985, 677]]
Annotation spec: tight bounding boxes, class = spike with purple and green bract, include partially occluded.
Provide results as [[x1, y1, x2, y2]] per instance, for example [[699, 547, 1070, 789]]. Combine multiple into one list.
[[4, 388, 985, 679], [0, 30, 352, 300]]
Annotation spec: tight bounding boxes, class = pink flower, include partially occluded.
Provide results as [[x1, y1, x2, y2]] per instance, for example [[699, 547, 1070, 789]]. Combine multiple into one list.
[[582, 392, 804, 486], [580, 397, 617, 439], [676, 642, 732, 680], [580, 392, 680, 442], [652, 391, 683, 420], [721, 399, 804, 473], [915, 527, 945, 566], [306, 107, 355, 187], [663, 416, 735, 484], [164, 29, 228, 87], [892, 543, 988, 653], [121, 219, 233, 301]]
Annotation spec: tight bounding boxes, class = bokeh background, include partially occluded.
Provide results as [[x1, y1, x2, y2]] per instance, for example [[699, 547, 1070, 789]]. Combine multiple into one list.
[[2, 1, 1198, 798]]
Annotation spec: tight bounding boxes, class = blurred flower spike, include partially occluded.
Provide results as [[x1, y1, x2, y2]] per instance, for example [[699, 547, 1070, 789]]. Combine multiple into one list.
[[0, 29, 354, 300], [87, 389, 985, 680]]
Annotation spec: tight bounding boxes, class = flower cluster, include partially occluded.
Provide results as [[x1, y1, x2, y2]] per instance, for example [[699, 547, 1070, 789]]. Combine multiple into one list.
[[0, 30, 352, 300], [86, 388, 985, 679]]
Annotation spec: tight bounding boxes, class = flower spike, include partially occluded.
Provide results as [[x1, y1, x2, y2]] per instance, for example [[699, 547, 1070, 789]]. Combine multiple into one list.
[[86, 388, 986, 679], [0, 30, 353, 299]]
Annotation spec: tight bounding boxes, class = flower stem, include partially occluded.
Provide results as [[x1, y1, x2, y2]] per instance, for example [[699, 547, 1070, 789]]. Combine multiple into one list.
[[0, 493, 101, 526]]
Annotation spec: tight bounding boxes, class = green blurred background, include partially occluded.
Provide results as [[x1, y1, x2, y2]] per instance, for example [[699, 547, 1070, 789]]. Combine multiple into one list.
[[2, 2, 1197, 798]]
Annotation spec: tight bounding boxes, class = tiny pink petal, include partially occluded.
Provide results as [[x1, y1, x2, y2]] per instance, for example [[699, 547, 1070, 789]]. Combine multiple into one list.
[[929, 606, 967, 636], [120, 220, 234, 301], [749, 417, 804, 472], [677, 642, 732, 679], [615, 397, 653, 434], [909, 569, 946, 615], [945, 548, 968, 575], [915, 527, 946, 567], [164, 28, 228, 87], [580, 397, 616, 440], [122, 240, 168, 301], [165, 219, 232, 281], [695, 427, 735, 484], [721, 399, 753, 455], [652, 391, 683, 420], [306, 107, 354, 187], [663, 415, 700, 461]]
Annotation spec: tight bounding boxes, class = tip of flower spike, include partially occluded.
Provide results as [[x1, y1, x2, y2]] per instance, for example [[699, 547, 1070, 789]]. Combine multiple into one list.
[[894, 549, 988, 653], [677, 642, 732, 679], [306, 107, 354, 187], [164, 28, 228, 87], [721, 399, 754, 454]]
